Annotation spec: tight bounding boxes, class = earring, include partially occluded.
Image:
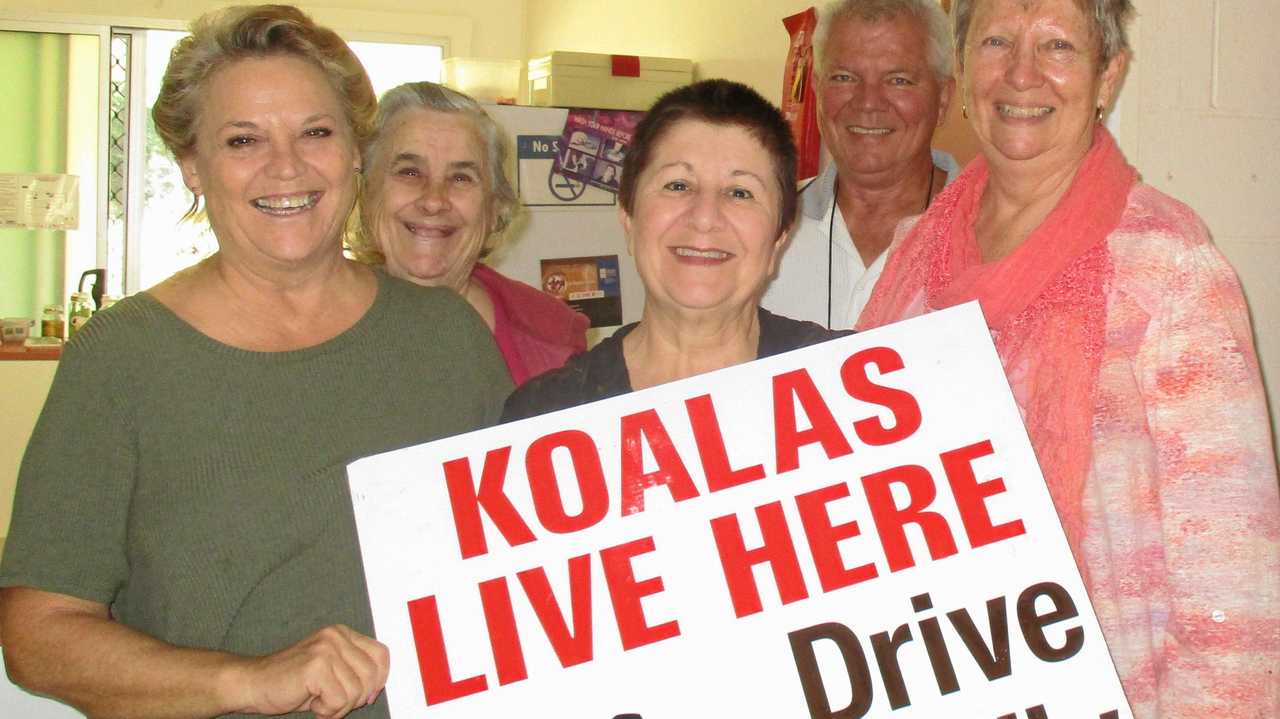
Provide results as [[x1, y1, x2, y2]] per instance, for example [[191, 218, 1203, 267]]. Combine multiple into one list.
[[961, 103, 968, 119], [1095, 105, 1104, 122]]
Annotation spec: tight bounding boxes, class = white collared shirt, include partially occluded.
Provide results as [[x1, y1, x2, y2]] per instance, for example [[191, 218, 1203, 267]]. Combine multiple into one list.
[[762, 149, 960, 329]]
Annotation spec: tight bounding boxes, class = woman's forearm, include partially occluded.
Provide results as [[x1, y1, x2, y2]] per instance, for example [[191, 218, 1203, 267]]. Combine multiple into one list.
[[2, 587, 248, 718], [1, 587, 388, 719]]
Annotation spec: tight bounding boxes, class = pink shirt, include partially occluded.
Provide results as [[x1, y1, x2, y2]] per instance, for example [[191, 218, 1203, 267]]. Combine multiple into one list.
[[471, 263, 589, 386]]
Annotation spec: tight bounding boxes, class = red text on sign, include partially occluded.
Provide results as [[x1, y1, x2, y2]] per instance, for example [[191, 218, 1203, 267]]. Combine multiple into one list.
[[711, 440, 1026, 618]]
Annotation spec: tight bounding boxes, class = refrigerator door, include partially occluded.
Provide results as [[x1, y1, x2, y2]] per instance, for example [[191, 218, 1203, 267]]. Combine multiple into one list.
[[483, 105, 644, 345]]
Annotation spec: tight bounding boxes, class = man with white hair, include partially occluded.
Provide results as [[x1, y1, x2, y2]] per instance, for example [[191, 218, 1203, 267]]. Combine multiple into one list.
[[764, 0, 958, 328]]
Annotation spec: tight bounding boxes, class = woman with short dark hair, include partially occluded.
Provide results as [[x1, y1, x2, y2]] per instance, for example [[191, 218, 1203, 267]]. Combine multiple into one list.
[[504, 79, 847, 421]]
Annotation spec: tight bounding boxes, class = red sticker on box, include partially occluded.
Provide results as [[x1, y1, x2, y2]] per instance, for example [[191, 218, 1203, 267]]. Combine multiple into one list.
[[610, 55, 641, 77]]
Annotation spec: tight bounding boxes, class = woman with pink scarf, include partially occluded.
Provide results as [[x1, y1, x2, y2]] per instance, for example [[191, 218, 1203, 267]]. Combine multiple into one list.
[[858, 0, 1279, 716]]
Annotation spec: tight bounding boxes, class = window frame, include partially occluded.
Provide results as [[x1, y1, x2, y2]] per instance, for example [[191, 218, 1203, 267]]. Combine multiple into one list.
[[0, 16, 113, 300]]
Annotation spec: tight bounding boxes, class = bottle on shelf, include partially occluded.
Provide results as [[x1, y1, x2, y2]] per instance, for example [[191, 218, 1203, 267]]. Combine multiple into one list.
[[68, 292, 93, 337], [41, 304, 66, 341]]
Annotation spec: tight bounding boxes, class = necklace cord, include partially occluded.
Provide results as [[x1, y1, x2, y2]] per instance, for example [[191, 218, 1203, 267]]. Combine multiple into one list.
[[828, 165, 937, 329]]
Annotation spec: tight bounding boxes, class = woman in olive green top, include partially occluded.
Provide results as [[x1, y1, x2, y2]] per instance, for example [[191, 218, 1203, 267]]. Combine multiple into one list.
[[0, 7, 509, 719]]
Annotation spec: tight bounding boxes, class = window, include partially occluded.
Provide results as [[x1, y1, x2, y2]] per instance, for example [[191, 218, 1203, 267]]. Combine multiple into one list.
[[124, 29, 215, 295], [0, 16, 445, 309], [350, 41, 444, 99], [0, 24, 107, 322]]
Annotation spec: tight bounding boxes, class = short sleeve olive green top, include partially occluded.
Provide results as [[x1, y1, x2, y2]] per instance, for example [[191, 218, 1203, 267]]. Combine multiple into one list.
[[0, 271, 512, 718]]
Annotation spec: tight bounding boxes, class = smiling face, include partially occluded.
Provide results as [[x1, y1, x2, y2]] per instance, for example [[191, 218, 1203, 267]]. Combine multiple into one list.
[[622, 119, 785, 319], [960, 0, 1126, 173], [366, 109, 491, 292], [177, 55, 359, 274], [817, 12, 953, 183]]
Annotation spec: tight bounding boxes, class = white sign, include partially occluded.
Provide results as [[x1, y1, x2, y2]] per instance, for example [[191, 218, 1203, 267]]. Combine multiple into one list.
[[0, 174, 79, 230], [515, 135, 616, 207], [348, 303, 1133, 719]]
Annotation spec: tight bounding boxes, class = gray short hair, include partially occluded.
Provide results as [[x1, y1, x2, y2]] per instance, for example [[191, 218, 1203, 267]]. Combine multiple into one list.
[[952, 0, 1134, 68], [815, 0, 954, 81], [353, 81, 518, 262]]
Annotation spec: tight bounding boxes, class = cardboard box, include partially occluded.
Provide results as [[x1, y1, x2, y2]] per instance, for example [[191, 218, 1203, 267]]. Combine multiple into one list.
[[527, 52, 693, 111]]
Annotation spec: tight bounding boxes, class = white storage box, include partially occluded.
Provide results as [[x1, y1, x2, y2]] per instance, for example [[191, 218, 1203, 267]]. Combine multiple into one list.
[[527, 51, 694, 111]]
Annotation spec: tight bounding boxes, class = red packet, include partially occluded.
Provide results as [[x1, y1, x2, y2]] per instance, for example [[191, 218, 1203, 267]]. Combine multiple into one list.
[[782, 8, 821, 181]]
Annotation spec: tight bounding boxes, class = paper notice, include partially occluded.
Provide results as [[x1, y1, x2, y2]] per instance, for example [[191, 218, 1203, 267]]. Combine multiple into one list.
[[0, 174, 80, 230]]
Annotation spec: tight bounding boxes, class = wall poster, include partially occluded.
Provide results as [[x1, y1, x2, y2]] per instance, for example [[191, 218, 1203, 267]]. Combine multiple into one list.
[[551, 109, 643, 195], [539, 254, 623, 328]]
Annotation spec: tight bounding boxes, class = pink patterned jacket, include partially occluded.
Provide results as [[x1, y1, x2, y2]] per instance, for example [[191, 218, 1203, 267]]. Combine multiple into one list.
[[1067, 185, 1278, 717], [883, 183, 1279, 717]]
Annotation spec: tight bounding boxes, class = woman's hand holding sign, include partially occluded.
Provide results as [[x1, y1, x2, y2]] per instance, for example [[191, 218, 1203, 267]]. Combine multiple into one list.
[[228, 624, 390, 719]]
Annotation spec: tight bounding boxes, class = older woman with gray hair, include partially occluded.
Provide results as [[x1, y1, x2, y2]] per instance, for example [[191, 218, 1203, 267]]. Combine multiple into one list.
[[859, 0, 1280, 715], [352, 82, 588, 385]]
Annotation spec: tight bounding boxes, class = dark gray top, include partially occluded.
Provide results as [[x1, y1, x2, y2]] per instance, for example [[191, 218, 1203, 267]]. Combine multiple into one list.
[[502, 307, 851, 422], [1, 271, 512, 719]]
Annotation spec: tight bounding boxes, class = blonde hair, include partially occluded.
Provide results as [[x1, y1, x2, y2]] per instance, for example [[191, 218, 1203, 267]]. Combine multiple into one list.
[[152, 4, 376, 217]]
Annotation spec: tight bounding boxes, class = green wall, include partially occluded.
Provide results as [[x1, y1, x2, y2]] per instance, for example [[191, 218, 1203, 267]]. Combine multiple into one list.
[[0, 31, 68, 322]]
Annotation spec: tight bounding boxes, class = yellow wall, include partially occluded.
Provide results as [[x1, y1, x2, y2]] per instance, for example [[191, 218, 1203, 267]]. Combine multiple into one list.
[[526, 0, 811, 101], [0, 362, 57, 546]]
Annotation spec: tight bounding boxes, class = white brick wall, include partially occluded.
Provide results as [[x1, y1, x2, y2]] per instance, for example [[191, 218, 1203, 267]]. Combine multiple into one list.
[[1119, 0, 1280, 457]]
